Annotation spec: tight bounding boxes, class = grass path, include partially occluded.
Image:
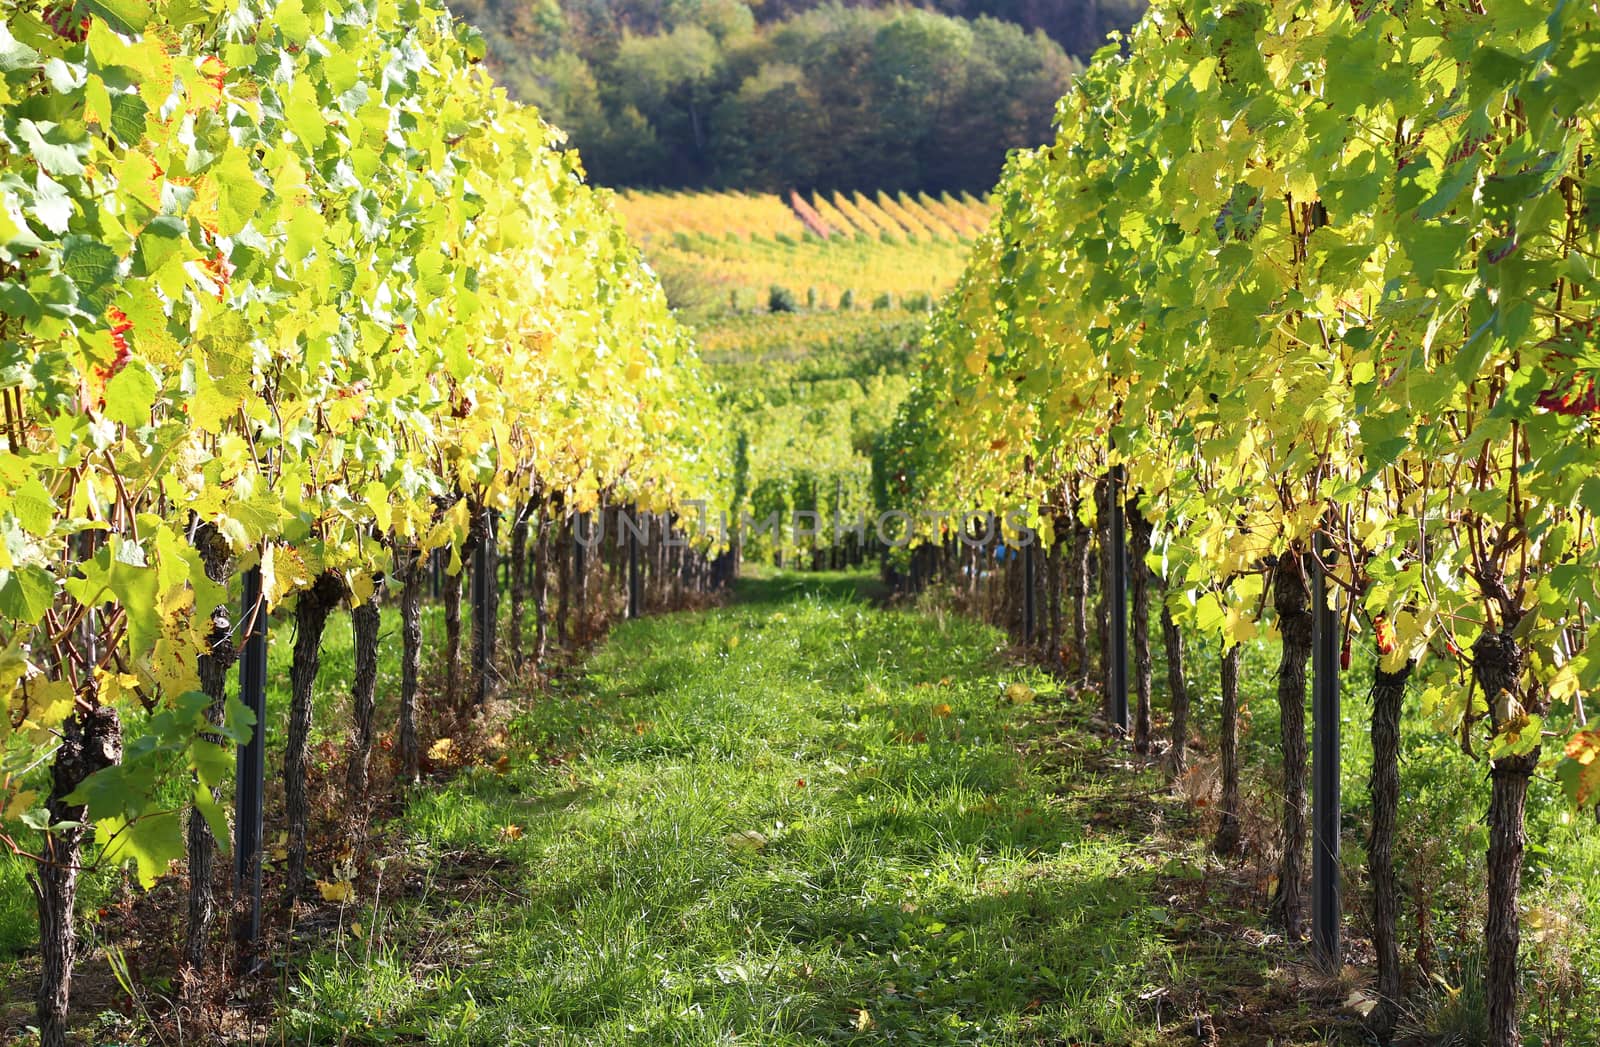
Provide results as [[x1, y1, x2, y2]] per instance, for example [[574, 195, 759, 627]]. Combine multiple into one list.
[[283, 571, 1351, 1046]]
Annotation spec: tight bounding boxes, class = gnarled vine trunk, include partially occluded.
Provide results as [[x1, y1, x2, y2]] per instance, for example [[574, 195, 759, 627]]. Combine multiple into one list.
[[1046, 530, 1063, 673], [574, 512, 589, 645], [1368, 659, 1413, 1039], [557, 510, 571, 648], [1270, 551, 1313, 940], [31, 705, 122, 1047], [284, 571, 345, 900], [1214, 642, 1243, 857], [1475, 628, 1535, 1047], [467, 507, 494, 706], [346, 585, 382, 805]]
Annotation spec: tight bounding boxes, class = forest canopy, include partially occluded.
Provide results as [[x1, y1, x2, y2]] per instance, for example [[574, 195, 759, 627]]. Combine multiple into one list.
[[447, 0, 1118, 191]]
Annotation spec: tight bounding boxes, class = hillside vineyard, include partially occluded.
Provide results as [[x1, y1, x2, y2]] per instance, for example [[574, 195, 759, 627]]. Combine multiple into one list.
[[1, 0, 1597, 1045]]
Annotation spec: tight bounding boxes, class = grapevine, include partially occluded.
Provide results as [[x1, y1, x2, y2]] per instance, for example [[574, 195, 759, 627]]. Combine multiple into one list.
[[898, 2, 1600, 1042], [0, 0, 730, 1040]]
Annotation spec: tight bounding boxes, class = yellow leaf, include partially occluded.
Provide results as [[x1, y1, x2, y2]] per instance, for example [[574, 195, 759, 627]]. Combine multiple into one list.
[[94, 668, 142, 706], [20, 677, 77, 734], [0, 637, 26, 717], [317, 879, 355, 903], [349, 570, 375, 606], [362, 481, 392, 533], [1549, 663, 1580, 707], [422, 516, 456, 555], [263, 544, 312, 611], [428, 737, 455, 763], [4, 788, 39, 820], [723, 829, 768, 851], [1223, 607, 1257, 645]]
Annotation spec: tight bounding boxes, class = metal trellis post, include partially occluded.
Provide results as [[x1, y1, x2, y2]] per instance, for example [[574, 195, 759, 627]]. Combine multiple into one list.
[[1023, 538, 1037, 647], [1312, 530, 1342, 969], [473, 508, 498, 703], [1108, 465, 1129, 732]]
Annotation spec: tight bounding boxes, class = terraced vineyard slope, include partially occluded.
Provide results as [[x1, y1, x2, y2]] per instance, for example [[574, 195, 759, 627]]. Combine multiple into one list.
[[614, 190, 991, 311]]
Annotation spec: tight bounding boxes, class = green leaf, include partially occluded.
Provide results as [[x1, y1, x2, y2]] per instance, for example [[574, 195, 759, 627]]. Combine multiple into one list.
[[30, 173, 74, 235], [0, 20, 41, 73], [285, 76, 326, 151], [0, 281, 41, 323], [322, 50, 360, 95], [349, 189, 387, 241], [21, 808, 55, 832], [212, 147, 266, 236], [190, 738, 231, 788], [104, 362, 158, 428], [1490, 714, 1543, 759], [0, 565, 57, 625], [82, 0, 153, 34], [273, 0, 313, 45], [60, 236, 120, 311], [105, 556, 159, 656], [108, 91, 148, 146], [190, 360, 244, 435], [1403, 222, 1470, 287], [13, 119, 88, 178], [11, 477, 57, 537], [195, 785, 230, 851], [1191, 592, 1224, 636], [164, 0, 213, 29], [1469, 47, 1529, 95], [285, 207, 323, 264], [1416, 154, 1481, 221], [1580, 478, 1600, 520], [102, 810, 184, 888], [135, 215, 188, 275], [222, 694, 256, 745]]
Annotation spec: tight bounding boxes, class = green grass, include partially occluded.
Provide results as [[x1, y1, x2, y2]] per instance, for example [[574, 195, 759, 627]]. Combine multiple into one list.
[[0, 855, 34, 959], [277, 570, 1350, 1046], [3, 564, 1592, 1044]]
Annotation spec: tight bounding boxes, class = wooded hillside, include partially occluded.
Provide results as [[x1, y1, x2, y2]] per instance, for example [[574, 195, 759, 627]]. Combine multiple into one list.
[[445, 0, 1133, 190]]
